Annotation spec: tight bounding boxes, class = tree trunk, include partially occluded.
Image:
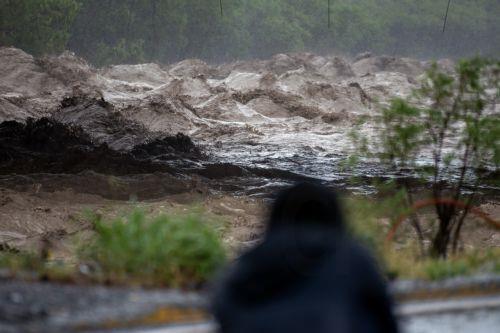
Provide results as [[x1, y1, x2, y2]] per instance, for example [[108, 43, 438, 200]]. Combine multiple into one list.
[[431, 216, 452, 258]]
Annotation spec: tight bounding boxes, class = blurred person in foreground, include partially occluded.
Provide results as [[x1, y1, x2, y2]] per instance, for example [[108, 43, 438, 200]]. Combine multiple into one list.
[[212, 182, 398, 333]]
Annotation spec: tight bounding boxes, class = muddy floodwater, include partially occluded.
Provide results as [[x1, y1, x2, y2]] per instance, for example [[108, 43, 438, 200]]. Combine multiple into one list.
[[0, 47, 499, 257], [1, 48, 492, 190]]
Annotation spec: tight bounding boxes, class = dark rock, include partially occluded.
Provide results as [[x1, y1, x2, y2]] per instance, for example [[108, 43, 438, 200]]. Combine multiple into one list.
[[197, 163, 248, 179], [0, 118, 171, 175], [131, 133, 202, 160]]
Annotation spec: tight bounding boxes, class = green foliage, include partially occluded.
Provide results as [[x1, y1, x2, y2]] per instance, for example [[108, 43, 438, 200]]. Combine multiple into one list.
[[372, 61, 499, 172], [0, 209, 226, 287], [386, 248, 500, 281], [0, 251, 42, 273], [351, 58, 500, 258], [82, 209, 226, 287], [0, 0, 80, 55], [93, 39, 147, 67], [0, 249, 74, 281], [424, 258, 469, 280], [422, 249, 500, 280], [379, 99, 424, 167], [2, 0, 500, 65], [344, 187, 409, 250]]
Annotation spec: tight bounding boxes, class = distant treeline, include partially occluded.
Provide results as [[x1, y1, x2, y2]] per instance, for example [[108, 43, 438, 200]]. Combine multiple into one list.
[[1, 0, 499, 65]]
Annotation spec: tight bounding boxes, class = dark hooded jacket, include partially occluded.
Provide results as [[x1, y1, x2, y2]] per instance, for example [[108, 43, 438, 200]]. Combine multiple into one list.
[[212, 183, 399, 333]]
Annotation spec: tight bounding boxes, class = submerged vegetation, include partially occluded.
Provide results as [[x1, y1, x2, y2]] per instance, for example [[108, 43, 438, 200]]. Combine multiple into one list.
[[1, 1, 499, 65]]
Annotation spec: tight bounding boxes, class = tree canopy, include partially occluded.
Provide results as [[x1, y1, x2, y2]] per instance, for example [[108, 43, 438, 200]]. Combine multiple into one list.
[[1, 0, 499, 65], [0, 0, 80, 55]]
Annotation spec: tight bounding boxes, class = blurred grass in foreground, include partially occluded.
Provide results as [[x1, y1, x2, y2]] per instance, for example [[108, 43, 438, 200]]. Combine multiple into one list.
[[0, 209, 227, 288], [0, 199, 498, 285], [344, 195, 500, 281], [81, 209, 226, 287]]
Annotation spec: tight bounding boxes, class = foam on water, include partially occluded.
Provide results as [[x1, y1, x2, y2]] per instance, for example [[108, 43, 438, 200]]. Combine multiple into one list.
[[1, 47, 498, 191]]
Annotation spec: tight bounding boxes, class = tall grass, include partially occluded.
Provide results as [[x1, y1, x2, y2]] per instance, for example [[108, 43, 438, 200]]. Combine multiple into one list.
[[344, 194, 500, 281], [81, 209, 226, 287]]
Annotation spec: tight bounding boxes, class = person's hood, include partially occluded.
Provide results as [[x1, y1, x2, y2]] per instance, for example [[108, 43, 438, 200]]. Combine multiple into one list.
[[214, 182, 346, 308], [267, 182, 345, 233], [220, 225, 342, 307]]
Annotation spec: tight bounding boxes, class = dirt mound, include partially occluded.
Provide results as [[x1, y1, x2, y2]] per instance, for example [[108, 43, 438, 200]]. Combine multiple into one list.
[[0, 172, 191, 201], [0, 118, 89, 154]]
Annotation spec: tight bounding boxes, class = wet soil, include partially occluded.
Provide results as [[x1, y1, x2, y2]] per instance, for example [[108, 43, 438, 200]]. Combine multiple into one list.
[[0, 185, 266, 261]]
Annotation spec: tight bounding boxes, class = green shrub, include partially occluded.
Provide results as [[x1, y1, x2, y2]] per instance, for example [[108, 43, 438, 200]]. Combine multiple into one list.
[[0, 251, 42, 273], [82, 210, 226, 287], [424, 259, 469, 281], [344, 194, 500, 281], [92, 39, 146, 67], [0, 0, 80, 55], [351, 58, 500, 258]]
